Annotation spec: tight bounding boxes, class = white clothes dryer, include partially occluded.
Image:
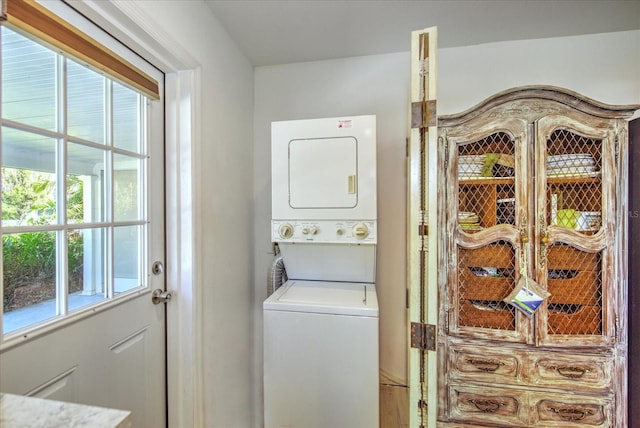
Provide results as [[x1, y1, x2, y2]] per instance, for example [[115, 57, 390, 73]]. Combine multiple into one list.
[[270, 115, 378, 283], [263, 280, 379, 428], [271, 115, 376, 222]]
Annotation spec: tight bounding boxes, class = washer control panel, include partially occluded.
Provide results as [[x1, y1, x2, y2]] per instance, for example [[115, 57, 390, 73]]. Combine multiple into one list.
[[272, 220, 376, 244]]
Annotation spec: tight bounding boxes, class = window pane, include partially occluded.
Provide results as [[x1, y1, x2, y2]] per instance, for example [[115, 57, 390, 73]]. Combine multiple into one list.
[[113, 82, 141, 153], [68, 228, 107, 311], [1, 27, 57, 131], [67, 60, 105, 144], [114, 225, 142, 293], [1, 21, 155, 338], [67, 142, 106, 223], [114, 154, 141, 221], [2, 231, 58, 333], [2, 127, 57, 226]]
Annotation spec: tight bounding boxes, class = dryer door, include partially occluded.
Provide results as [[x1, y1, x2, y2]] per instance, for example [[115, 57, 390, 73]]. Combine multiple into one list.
[[289, 137, 357, 209]]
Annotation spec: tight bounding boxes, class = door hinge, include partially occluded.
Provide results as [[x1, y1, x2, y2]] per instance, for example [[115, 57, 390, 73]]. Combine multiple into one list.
[[411, 322, 436, 351], [411, 100, 437, 129]]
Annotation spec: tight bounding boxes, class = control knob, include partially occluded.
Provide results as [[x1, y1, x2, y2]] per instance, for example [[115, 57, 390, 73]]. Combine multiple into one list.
[[352, 223, 369, 239], [278, 223, 294, 239]]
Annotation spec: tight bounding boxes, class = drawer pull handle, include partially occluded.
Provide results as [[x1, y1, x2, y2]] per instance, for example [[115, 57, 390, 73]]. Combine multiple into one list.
[[548, 405, 594, 421], [466, 358, 505, 372], [469, 399, 505, 413], [550, 365, 590, 379]]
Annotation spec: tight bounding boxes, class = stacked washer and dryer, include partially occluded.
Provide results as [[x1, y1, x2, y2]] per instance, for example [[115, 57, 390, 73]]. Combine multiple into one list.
[[263, 115, 379, 428]]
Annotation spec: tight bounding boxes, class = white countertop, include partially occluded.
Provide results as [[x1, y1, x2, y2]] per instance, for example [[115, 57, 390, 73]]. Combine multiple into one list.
[[0, 393, 131, 428]]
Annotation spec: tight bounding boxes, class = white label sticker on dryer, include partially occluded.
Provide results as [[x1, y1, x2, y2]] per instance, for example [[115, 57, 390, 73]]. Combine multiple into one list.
[[337, 119, 352, 128]]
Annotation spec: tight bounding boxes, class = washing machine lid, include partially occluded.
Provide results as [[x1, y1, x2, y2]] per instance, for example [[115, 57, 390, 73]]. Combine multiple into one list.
[[264, 280, 378, 317]]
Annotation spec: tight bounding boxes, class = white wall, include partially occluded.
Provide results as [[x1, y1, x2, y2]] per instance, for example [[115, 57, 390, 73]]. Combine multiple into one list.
[[253, 30, 640, 417], [129, 2, 256, 427], [439, 31, 640, 115]]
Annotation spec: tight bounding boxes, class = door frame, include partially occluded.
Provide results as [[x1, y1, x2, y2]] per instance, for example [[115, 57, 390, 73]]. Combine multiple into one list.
[[67, 1, 204, 426]]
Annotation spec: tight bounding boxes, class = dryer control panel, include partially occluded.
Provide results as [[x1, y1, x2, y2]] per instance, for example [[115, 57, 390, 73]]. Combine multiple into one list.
[[272, 220, 377, 244]]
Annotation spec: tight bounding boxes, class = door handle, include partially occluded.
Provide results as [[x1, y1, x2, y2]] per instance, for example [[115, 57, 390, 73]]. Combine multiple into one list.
[[152, 289, 172, 304]]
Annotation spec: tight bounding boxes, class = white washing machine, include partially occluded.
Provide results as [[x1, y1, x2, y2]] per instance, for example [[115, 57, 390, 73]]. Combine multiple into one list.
[[263, 280, 379, 428], [265, 115, 379, 427]]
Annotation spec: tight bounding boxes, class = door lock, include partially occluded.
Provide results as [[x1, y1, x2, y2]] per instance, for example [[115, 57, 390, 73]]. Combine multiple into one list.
[[152, 289, 172, 304], [152, 261, 164, 275]]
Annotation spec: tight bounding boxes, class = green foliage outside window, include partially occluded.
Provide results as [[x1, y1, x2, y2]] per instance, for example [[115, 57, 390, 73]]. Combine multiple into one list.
[[2, 168, 85, 311]]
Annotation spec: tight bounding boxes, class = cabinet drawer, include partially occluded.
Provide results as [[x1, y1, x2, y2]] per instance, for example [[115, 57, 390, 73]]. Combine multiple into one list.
[[533, 394, 613, 426], [446, 343, 613, 393], [459, 300, 515, 330], [449, 346, 520, 383], [446, 384, 615, 427], [530, 353, 613, 392], [547, 304, 601, 335], [547, 269, 600, 305], [448, 384, 528, 427]]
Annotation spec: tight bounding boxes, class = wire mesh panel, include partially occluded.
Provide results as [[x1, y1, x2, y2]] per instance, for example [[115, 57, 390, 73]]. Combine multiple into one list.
[[457, 242, 516, 331], [546, 244, 603, 335], [546, 130, 602, 233], [458, 132, 515, 232]]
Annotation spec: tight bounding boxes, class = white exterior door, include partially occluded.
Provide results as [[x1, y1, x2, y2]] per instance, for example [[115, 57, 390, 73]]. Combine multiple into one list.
[[0, 102, 166, 428], [0, 2, 167, 427], [407, 27, 438, 428]]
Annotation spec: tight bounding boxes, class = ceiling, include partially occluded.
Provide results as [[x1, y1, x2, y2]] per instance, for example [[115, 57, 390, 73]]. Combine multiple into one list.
[[205, 0, 640, 67]]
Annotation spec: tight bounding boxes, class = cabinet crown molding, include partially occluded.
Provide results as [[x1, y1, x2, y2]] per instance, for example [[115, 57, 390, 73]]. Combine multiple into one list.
[[440, 86, 640, 127]]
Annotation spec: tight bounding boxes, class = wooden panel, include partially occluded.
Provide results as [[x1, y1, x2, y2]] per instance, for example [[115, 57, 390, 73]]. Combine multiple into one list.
[[379, 381, 409, 428], [629, 116, 640, 428]]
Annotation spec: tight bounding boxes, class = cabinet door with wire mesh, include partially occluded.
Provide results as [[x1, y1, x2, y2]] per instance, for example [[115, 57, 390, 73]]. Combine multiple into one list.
[[534, 115, 618, 347], [446, 121, 530, 343]]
